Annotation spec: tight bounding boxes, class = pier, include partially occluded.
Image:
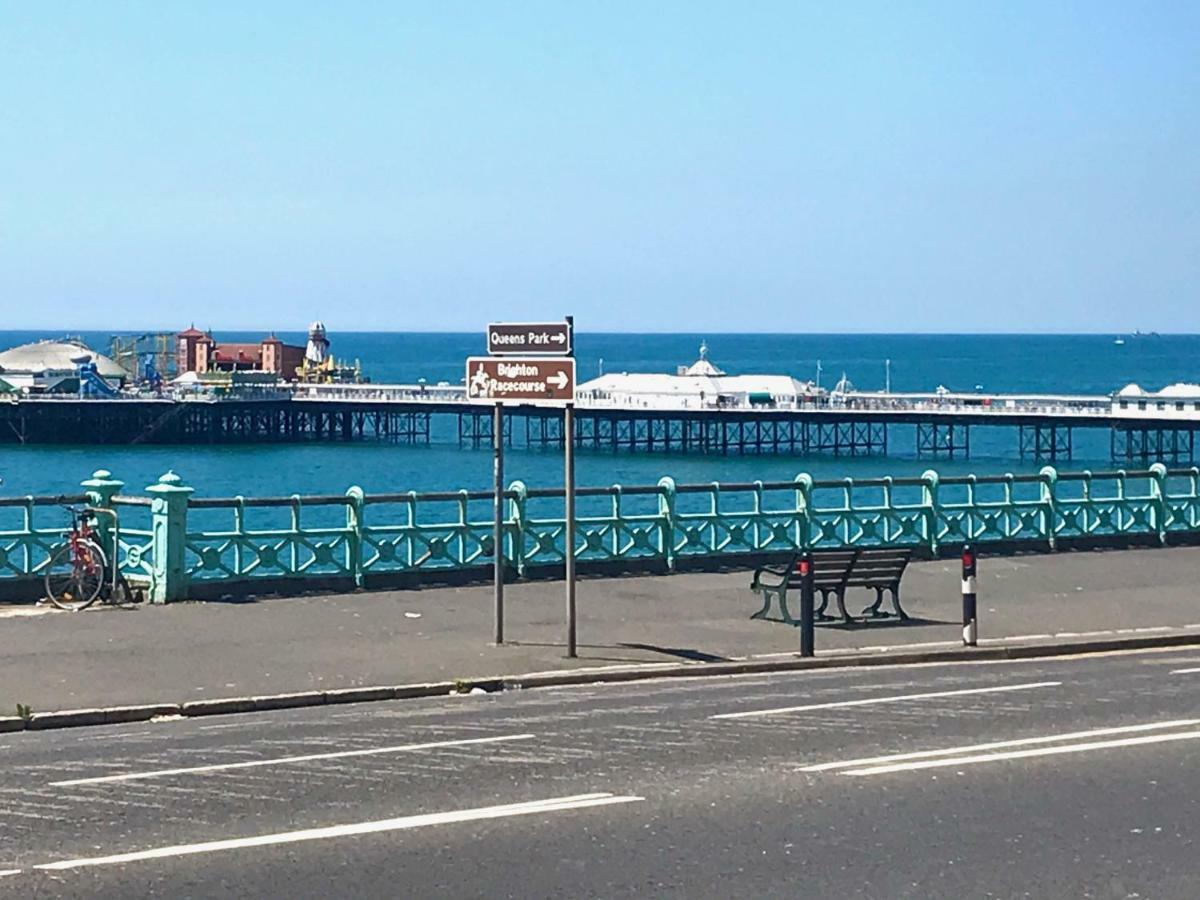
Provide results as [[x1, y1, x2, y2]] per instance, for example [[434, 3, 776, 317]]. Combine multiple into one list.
[[4, 382, 1200, 462]]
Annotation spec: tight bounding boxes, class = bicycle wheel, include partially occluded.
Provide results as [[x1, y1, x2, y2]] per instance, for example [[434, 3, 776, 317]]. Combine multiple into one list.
[[44, 540, 107, 611]]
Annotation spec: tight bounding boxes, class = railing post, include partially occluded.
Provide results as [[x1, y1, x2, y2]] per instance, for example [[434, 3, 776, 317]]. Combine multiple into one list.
[[657, 476, 676, 571], [1039, 465, 1058, 550], [81, 469, 124, 566], [794, 473, 813, 551], [145, 471, 194, 603], [508, 480, 528, 578], [345, 486, 365, 588], [1149, 462, 1169, 544], [921, 469, 940, 556]]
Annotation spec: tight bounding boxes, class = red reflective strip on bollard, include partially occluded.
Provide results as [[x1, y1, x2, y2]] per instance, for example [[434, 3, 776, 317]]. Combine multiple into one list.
[[797, 559, 811, 576]]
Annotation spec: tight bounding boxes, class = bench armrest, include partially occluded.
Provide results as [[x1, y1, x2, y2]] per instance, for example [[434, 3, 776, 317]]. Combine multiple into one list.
[[750, 562, 793, 590]]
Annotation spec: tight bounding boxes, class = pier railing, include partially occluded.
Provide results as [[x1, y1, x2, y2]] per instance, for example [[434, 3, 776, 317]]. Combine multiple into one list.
[[2, 465, 1198, 601]]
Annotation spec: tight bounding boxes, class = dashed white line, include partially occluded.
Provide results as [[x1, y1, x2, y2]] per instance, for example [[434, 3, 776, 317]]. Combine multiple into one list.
[[49, 733, 536, 787], [843, 728, 1200, 776], [799, 719, 1200, 772], [34, 792, 644, 870], [710, 681, 1060, 720], [1171, 667, 1200, 674], [0, 869, 21, 878]]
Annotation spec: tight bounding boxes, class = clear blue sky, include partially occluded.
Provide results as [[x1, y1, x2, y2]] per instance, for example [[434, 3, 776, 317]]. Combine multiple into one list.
[[1, 2, 1197, 333]]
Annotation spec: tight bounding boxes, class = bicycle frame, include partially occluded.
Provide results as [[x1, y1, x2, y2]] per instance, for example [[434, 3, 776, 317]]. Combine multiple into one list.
[[85, 506, 122, 600]]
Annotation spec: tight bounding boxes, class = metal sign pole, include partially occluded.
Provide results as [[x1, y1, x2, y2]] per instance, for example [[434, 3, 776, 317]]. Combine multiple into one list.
[[493, 401, 505, 645], [564, 316, 577, 658], [564, 400, 577, 658]]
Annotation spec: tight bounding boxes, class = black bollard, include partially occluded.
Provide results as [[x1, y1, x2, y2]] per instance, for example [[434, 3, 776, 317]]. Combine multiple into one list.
[[798, 553, 815, 657], [961, 544, 978, 647]]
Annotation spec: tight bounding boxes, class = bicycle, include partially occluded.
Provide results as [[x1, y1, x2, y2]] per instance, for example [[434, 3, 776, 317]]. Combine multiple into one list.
[[43, 505, 144, 611]]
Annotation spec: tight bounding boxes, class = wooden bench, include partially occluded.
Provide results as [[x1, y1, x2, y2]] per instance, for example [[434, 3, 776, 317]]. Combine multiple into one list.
[[750, 548, 913, 625]]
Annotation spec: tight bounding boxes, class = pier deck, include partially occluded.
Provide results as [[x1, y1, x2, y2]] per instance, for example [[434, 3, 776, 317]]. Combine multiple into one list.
[[2, 384, 1197, 462]]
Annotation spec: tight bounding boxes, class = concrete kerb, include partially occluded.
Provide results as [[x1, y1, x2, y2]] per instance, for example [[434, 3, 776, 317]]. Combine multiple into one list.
[[7, 631, 1200, 734]]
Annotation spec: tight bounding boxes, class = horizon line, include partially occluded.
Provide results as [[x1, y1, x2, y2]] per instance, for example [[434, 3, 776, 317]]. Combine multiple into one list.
[[0, 328, 1192, 338]]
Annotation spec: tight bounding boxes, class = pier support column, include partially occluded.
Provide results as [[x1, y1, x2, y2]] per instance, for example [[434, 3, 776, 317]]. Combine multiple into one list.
[[1021, 424, 1072, 461], [916, 422, 969, 459]]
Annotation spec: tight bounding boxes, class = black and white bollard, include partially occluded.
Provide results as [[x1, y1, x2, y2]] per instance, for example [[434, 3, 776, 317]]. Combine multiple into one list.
[[961, 544, 978, 647], [798, 553, 815, 658]]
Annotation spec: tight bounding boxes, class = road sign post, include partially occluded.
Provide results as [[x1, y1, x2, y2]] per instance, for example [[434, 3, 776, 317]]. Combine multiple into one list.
[[473, 318, 576, 655], [493, 402, 504, 645], [563, 315, 576, 658], [564, 400, 577, 657]]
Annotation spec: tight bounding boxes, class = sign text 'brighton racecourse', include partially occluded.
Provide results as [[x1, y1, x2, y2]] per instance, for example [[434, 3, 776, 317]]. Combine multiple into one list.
[[486, 322, 573, 356], [466, 357, 576, 403]]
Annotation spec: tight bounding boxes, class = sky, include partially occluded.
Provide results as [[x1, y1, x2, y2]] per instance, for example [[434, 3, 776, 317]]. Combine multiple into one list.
[[1, 2, 1197, 333]]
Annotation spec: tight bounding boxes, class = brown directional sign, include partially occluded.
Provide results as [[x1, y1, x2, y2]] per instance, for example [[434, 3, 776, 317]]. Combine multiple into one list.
[[466, 356, 576, 404], [487, 321, 572, 356]]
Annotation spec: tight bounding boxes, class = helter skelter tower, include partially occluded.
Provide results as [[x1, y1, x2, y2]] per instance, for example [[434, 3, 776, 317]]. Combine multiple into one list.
[[305, 321, 330, 366]]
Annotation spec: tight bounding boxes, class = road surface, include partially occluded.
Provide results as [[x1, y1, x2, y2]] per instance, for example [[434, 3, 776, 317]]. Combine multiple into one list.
[[2, 648, 1199, 897]]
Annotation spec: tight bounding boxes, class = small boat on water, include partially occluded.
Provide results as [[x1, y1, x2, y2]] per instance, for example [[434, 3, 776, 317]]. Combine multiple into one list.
[[1114, 337, 1126, 345]]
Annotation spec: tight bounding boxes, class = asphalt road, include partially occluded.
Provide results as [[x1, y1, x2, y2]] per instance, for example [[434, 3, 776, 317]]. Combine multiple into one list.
[[3, 648, 1200, 898]]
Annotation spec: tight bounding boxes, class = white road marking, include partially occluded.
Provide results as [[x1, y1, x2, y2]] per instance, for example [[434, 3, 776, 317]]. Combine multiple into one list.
[[844, 728, 1200, 776], [750, 624, 1200, 661], [49, 733, 536, 787], [710, 681, 1060, 720], [800, 719, 1200, 772], [0, 869, 21, 878], [1171, 667, 1200, 674], [34, 792, 644, 870], [996, 633, 1053, 641]]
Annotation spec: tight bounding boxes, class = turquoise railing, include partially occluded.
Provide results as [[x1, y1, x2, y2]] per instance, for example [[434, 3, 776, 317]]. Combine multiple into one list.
[[0, 493, 90, 583], [1, 465, 1198, 601]]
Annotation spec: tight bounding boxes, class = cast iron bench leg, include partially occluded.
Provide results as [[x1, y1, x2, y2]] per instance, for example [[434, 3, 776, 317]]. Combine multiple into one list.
[[815, 589, 834, 622], [891, 586, 909, 620], [834, 589, 854, 625], [861, 587, 889, 619], [777, 588, 798, 626], [750, 586, 775, 620]]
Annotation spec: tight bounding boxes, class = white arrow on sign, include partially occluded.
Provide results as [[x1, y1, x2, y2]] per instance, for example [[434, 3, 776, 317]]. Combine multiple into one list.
[[551, 333, 566, 344], [547, 371, 570, 390]]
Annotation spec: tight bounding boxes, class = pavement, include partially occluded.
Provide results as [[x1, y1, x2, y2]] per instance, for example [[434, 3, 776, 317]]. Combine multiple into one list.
[[2, 646, 1200, 897], [1, 545, 1199, 715]]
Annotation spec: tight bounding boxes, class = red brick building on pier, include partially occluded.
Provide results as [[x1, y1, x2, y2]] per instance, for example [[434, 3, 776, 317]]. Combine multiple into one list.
[[176, 328, 306, 379]]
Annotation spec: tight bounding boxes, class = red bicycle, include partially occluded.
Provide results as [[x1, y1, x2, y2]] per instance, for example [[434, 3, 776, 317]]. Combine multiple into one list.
[[44, 506, 141, 611]]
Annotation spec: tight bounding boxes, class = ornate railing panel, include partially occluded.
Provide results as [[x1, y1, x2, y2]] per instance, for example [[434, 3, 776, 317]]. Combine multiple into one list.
[[184, 496, 358, 583], [111, 496, 156, 586], [0, 495, 87, 581], [359, 490, 497, 576]]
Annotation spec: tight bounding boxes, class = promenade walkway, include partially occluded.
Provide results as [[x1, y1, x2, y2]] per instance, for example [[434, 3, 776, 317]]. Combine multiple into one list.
[[3, 547, 1199, 714]]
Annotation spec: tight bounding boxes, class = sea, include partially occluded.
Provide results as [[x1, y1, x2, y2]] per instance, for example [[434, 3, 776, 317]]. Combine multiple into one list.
[[1, 331, 1197, 499]]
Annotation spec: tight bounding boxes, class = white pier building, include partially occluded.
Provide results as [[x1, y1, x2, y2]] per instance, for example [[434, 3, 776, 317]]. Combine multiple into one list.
[[577, 342, 821, 410]]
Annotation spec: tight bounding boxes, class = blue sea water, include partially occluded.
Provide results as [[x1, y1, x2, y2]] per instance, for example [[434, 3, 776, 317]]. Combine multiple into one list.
[[1, 330, 1197, 498]]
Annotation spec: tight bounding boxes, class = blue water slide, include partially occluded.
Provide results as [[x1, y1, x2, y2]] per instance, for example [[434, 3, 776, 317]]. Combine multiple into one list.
[[76, 360, 119, 397]]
